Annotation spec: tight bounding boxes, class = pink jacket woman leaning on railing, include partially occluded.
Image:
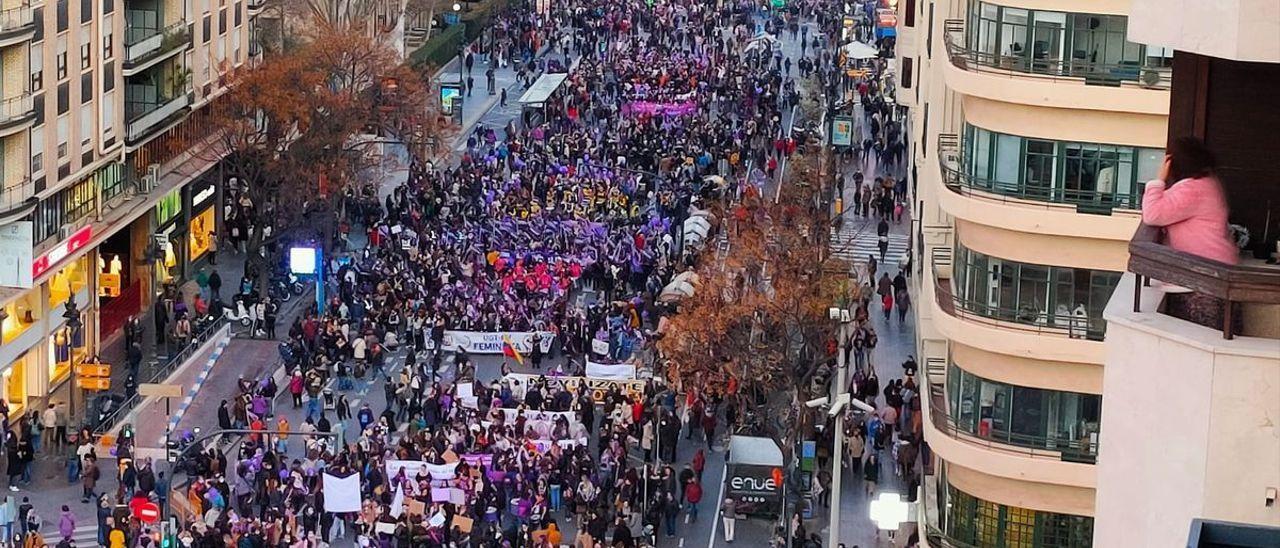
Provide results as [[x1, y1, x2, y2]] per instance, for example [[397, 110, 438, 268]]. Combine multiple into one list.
[[1140, 137, 1240, 329]]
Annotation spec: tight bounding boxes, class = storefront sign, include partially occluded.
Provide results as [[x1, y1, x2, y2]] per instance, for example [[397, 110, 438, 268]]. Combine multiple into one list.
[[0, 221, 34, 288], [422, 330, 554, 354], [191, 183, 216, 208], [32, 225, 92, 280], [726, 464, 784, 515]]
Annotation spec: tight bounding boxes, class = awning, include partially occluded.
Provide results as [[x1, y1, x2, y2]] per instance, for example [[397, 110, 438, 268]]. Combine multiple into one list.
[[517, 73, 570, 106]]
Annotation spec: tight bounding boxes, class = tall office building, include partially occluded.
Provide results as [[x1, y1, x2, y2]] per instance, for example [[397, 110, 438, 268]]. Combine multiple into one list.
[[893, 0, 1170, 544], [0, 0, 250, 417], [898, 0, 1280, 545]]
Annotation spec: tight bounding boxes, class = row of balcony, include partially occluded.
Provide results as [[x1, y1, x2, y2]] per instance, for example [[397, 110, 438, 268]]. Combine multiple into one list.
[[126, 90, 192, 144], [124, 21, 191, 73], [943, 19, 1171, 91], [0, 4, 34, 48]]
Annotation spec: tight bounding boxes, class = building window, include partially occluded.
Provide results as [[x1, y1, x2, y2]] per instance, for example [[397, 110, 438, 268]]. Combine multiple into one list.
[[904, 0, 915, 27], [101, 89, 115, 142], [80, 103, 93, 150], [961, 123, 1162, 209], [30, 44, 44, 92], [102, 14, 114, 59], [80, 24, 91, 69], [57, 115, 69, 159], [56, 35, 68, 80], [942, 477, 1094, 547], [62, 175, 96, 224], [30, 126, 43, 174], [951, 241, 1121, 339], [946, 362, 1100, 459], [97, 161, 124, 201], [901, 57, 913, 88], [964, 0, 1160, 82]]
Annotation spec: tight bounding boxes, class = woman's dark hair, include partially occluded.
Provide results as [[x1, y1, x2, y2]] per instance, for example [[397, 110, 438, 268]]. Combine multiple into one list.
[[1169, 136, 1217, 182]]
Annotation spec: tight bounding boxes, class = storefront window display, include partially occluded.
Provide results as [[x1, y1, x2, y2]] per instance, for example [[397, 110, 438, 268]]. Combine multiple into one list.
[[188, 206, 215, 262], [3, 354, 26, 415], [2, 291, 42, 344], [48, 315, 86, 386], [48, 255, 89, 308]]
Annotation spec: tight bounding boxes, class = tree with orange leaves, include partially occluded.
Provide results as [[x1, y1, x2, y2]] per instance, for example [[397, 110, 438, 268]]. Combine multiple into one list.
[[203, 24, 446, 296], [658, 153, 859, 414]]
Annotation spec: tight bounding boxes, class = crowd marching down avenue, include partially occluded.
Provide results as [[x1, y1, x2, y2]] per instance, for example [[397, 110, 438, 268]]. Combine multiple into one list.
[[1, 0, 919, 546]]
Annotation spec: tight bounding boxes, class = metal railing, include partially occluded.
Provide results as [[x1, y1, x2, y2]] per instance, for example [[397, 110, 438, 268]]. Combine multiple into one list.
[[923, 358, 1098, 464], [126, 90, 192, 142], [931, 247, 1105, 340], [92, 318, 229, 436], [0, 175, 32, 212], [124, 21, 190, 67], [0, 4, 34, 35], [943, 19, 1171, 91], [936, 133, 1144, 213]]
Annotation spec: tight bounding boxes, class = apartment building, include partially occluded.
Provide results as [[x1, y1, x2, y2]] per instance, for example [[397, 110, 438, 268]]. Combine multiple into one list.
[[0, 0, 251, 419], [894, 0, 1170, 545]]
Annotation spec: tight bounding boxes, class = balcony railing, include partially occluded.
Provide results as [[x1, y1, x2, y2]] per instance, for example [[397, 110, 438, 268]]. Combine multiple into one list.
[[0, 174, 33, 216], [0, 4, 34, 38], [0, 93, 34, 129], [124, 21, 190, 68], [1129, 224, 1280, 339], [126, 91, 192, 142], [937, 133, 1144, 213], [943, 19, 1172, 91], [932, 247, 1104, 340], [924, 357, 1099, 464]]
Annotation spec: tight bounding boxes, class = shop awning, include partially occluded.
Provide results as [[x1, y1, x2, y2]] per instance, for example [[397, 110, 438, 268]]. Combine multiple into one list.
[[517, 73, 570, 106]]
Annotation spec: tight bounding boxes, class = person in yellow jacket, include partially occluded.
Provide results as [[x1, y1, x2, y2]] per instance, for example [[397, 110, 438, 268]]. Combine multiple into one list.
[[108, 526, 126, 548]]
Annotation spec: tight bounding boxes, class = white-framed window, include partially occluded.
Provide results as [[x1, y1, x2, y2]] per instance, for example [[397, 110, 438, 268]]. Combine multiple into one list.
[[57, 115, 69, 159], [101, 90, 115, 140], [80, 104, 93, 149], [57, 35, 68, 80], [102, 14, 114, 59], [30, 126, 44, 174], [233, 28, 241, 64], [29, 43, 43, 91], [80, 24, 91, 69]]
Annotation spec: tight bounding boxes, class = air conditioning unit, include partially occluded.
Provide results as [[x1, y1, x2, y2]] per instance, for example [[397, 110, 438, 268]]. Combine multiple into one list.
[[58, 224, 75, 240], [136, 164, 160, 194]]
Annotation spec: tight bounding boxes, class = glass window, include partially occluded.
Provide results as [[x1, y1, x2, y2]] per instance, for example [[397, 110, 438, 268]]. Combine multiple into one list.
[[4, 353, 27, 416], [946, 361, 1102, 458], [966, 1, 1151, 81], [962, 123, 1158, 209], [48, 252, 88, 309], [953, 242, 1120, 338]]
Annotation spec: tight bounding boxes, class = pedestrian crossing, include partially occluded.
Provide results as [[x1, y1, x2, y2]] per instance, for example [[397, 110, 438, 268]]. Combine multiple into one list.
[[68, 524, 98, 547], [829, 217, 910, 273]]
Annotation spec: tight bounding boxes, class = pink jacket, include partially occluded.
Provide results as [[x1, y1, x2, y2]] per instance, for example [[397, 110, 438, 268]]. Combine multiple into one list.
[[1142, 176, 1238, 265]]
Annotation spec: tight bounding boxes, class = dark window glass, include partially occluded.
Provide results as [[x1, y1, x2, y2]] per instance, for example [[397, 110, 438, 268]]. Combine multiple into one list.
[[57, 83, 69, 114], [80, 72, 92, 102]]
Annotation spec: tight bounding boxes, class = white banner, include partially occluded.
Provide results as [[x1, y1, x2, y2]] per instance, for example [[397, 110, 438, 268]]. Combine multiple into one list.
[[586, 360, 636, 380], [423, 331, 555, 354], [322, 473, 362, 513], [497, 408, 578, 423], [384, 460, 460, 484], [502, 374, 646, 403]]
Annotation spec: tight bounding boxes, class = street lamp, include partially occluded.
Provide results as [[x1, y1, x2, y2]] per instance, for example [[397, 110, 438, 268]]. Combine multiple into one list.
[[827, 306, 852, 548]]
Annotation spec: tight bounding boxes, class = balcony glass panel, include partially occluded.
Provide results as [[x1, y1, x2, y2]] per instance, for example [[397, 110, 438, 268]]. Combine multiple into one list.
[[956, 1, 1170, 88], [951, 242, 1120, 339], [946, 362, 1100, 459], [949, 124, 1163, 210]]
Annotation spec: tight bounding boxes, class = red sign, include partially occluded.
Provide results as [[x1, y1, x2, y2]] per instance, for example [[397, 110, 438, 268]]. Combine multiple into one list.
[[132, 501, 160, 523], [32, 225, 92, 279]]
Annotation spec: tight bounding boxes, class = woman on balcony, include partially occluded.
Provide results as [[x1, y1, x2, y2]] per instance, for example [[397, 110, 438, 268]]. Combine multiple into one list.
[[1141, 137, 1240, 329]]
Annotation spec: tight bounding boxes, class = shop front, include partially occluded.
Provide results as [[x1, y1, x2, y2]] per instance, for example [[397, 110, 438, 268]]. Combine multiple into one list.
[[153, 188, 186, 298], [0, 227, 96, 418], [186, 177, 219, 269]]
